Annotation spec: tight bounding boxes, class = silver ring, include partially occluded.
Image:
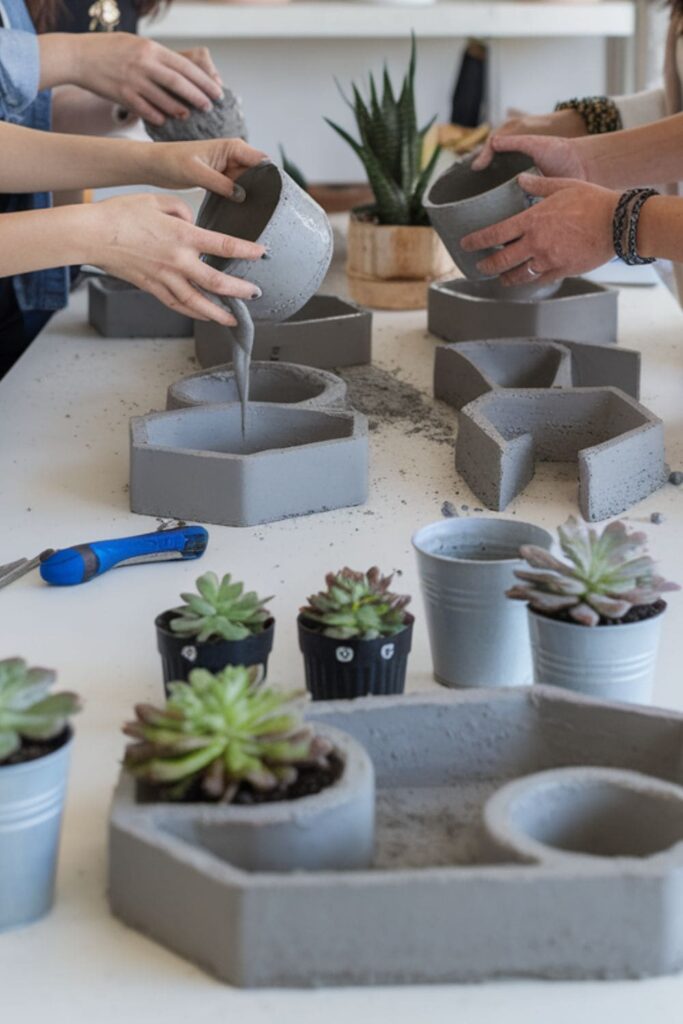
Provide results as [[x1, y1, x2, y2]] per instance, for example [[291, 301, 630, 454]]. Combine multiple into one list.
[[527, 263, 541, 278]]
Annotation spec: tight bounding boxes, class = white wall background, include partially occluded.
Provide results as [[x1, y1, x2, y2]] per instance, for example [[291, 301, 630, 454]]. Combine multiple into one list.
[[152, 34, 609, 181]]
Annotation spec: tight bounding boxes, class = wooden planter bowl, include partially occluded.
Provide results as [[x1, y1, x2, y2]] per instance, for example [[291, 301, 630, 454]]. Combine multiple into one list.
[[346, 213, 457, 310]]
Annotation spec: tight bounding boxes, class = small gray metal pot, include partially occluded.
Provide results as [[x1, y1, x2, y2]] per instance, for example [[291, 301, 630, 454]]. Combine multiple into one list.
[[412, 517, 553, 688], [0, 733, 72, 932], [196, 162, 333, 418], [527, 607, 666, 704], [424, 152, 558, 300]]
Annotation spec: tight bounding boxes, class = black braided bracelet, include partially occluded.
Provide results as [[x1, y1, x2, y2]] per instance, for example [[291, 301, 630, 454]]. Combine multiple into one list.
[[555, 96, 623, 135], [612, 187, 659, 266]]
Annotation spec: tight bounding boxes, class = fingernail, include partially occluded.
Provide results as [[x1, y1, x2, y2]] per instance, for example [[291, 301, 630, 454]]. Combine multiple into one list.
[[258, 157, 272, 166], [261, 247, 271, 260], [231, 183, 246, 203], [248, 286, 262, 300]]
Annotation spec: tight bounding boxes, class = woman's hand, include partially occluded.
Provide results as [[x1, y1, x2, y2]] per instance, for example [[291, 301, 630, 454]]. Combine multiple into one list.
[[72, 33, 224, 125], [460, 175, 618, 287], [473, 108, 586, 170], [88, 193, 265, 324], [474, 133, 589, 181], [142, 138, 268, 199]]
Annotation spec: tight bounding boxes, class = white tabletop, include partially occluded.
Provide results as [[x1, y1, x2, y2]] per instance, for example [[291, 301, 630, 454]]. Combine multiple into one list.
[[2, 266, 683, 1021]]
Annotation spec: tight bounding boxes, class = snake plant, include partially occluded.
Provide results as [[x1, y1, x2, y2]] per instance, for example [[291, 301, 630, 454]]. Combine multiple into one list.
[[325, 35, 440, 226]]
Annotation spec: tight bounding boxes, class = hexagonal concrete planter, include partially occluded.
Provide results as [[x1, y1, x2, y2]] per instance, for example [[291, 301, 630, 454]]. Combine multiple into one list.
[[194, 295, 372, 370], [166, 362, 347, 412], [109, 687, 683, 986], [428, 277, 618, 346], [88, 277, 192, 338], [434, 338, 641, 409], [129, 403, 368, 527], [456, 386, 667, 520]]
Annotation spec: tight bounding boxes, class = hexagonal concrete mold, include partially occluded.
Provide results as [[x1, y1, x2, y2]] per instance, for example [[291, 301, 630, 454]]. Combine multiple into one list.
[[109, 687, 683, 987], [428, 277, 618, 345], [456, 387, 667, 521], [88, 277, 192, 338], [195, 294, 372, 370], [166, 362, 347, 411], [129, 403, 368, 527], [435, 338, 641, 410]]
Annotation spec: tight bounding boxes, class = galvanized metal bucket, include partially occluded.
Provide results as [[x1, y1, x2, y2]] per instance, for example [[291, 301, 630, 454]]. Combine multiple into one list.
[[0, 733, 72, 932]]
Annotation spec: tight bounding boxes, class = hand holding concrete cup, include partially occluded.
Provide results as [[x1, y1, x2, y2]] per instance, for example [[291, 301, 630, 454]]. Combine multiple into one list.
[[424, 150, 560, 300]]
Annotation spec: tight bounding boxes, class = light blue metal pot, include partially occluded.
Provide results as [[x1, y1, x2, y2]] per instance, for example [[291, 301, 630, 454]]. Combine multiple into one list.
[[0, 733, 72, 932]]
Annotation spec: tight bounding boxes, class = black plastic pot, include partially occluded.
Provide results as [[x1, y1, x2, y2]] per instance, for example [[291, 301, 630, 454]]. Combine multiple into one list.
[[155, 610, 275, 694], [297, 613, 414, 700]]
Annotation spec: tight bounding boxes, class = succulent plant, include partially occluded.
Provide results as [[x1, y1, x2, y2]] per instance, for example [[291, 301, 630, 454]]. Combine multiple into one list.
[[123, 664, 333, 802], [0, 657, 81, 762], [169, 572, 272, 643], [325, 35, 440, 226], [507, 516, 680, 627], [301, 567, 411, 640]]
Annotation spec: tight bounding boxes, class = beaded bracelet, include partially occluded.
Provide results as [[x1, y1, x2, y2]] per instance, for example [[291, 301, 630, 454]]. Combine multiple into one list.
[[555, 96, 622, 135], [612, 187, 659, 266]]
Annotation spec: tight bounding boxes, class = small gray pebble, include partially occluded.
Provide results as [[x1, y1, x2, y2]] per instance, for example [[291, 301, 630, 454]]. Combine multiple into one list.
[[650, 512, 664, 524], [669, 470, 683, 486], [461, 504, 469, 511], [441, 501, 458, 518]]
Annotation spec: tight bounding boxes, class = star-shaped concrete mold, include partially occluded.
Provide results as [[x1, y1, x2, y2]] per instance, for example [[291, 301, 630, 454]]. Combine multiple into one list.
[[455, 386, 667, 520], [434, 337, 641, 410], [109, 686, 683, 987]]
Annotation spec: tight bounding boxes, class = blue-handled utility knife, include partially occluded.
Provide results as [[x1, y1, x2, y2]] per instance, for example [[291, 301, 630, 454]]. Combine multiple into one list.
[[0, 525, 209, 589]]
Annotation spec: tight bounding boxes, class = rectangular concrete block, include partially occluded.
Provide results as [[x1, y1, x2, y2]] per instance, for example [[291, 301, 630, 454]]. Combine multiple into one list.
[[88, 277, 192, 338]]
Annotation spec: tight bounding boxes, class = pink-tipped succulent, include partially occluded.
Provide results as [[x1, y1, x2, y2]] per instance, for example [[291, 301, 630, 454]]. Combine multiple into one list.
[[507, 515, 679, 627]]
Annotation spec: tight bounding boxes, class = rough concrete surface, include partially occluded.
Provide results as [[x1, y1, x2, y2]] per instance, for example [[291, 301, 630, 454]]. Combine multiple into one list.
[[129, 403, 368, 527], [108, 687, 683, 986], [166, 361, 347, 411], [434, 337, 641, 409], [428, 277, 618, 345], [455, 386, 667, 520], [195, 294, 372, 370], [145, 89, 247, 142], [88, 277, 192, 338]]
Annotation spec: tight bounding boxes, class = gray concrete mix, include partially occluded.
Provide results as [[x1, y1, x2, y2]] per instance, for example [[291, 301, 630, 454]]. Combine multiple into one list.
[[129, 403, 368, 527], [166, 362, 347, 411], [195, 295, 372, 370], [108, 687, 683, 986], [145, 88, 247, 142], [455, 386, 667, 520]]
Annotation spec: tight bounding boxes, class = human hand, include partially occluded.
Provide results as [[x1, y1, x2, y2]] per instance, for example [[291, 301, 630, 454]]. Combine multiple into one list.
[[472, 133, 588, 182], [460, 174, 618, 287], [143, 138, 268, 199], [472, 109, 585, 170], [178, 47, 223, 89], [73, 33, 223, 126], [88, 193, 265, 323]]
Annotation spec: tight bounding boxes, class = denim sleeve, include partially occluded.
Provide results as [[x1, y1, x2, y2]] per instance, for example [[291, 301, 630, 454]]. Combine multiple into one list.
[[0, 28, 40, 120]]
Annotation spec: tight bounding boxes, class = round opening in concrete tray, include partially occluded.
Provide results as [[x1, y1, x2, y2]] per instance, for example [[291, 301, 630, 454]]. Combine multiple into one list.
[[166, 362, 346, 411], [485, 767, 683, 863], [142, 404, 356, 456]]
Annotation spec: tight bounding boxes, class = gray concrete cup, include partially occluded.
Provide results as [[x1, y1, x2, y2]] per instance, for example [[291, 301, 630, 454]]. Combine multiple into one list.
[[196, 162, 333, 422], [412, 517, 553, 688], [424, 151, 559, 300]]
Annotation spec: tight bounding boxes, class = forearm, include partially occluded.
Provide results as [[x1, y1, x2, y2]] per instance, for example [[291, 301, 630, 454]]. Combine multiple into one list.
[[36, 34, 86, 91], [0, 206, 101, 276], [635, 195, 683, 262], [0, 122, 152, 192], [51, 85, 134, 135], [580, 113, 683, 188]]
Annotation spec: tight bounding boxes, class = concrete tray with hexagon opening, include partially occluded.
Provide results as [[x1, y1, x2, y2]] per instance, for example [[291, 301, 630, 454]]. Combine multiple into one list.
[[194, 294, 372, 370], [109, 686, 683, 988], [129, 403, 368, 527], [428, 277, 618, 345]]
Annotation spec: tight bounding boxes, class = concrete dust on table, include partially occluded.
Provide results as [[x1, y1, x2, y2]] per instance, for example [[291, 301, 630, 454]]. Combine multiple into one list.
[[338, 364, 456, 445]]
